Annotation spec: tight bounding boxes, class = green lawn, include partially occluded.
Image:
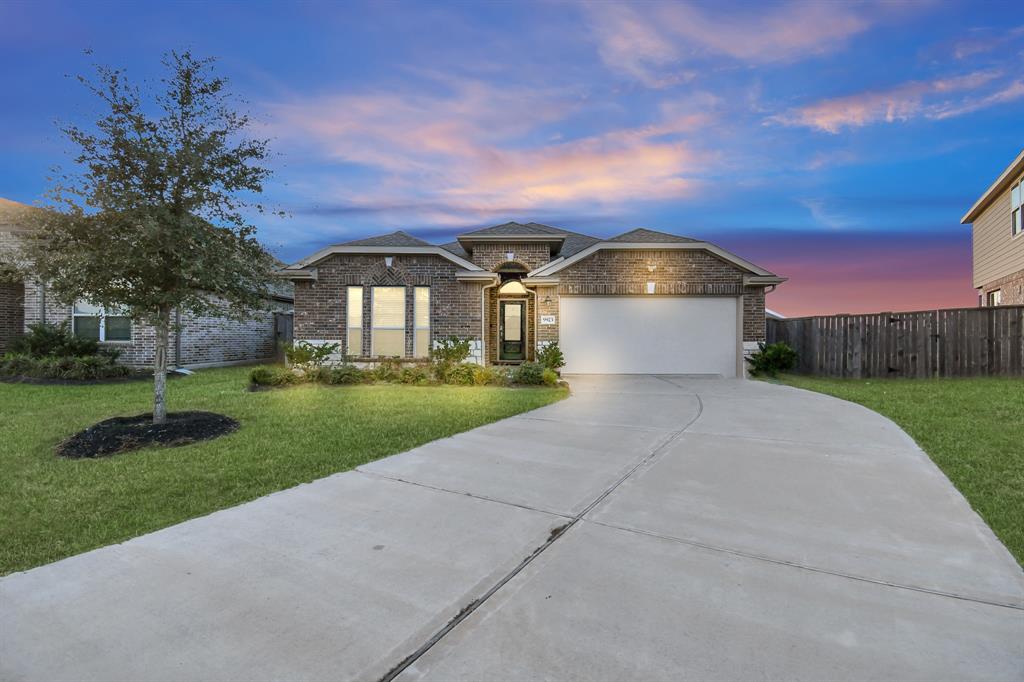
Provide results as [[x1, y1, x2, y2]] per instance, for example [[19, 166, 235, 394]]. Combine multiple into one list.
[[0, 366, 567, 575], [775, 375, 1024, 565]]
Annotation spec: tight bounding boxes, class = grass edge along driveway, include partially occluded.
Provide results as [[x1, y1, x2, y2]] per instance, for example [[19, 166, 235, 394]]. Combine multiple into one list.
[[775, 375, 1023, 566], [0, 366, 567, 575]]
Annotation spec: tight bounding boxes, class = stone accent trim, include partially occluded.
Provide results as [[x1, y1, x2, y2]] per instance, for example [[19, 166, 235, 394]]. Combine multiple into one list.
[[980, 267, 1024, 305]]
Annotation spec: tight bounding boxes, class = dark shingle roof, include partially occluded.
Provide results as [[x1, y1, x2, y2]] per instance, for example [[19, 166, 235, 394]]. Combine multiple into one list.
[[607, 228, 698, 243], [439, 241, 470, 260], [340, 230, 431, 247], [459, 221, 564, 237]]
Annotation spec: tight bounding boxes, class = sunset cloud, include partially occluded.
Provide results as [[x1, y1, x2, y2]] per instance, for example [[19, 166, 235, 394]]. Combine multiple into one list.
[[582, 1, 872, 87], [269, 76, 710, 214], [768, 70, 1018, 133]]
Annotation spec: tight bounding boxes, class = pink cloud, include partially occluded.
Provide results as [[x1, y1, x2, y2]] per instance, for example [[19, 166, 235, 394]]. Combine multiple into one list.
[[582, 1, 873, 87], [768, 70, 1015, 133], [267, 77, 711, 213]]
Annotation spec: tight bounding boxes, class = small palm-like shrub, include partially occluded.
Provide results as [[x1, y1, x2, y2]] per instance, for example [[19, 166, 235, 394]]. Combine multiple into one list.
[[537, 343, 565, 372], [746, 342, 798, 377]]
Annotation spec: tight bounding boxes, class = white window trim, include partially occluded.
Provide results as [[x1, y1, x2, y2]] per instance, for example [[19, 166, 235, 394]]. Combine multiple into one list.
[[1011, 175, 1023, 238], [71, 301, 132, 343], [414, 287, 430, 358], [371, 286, 407, 357], [346, 286, 363, 357]]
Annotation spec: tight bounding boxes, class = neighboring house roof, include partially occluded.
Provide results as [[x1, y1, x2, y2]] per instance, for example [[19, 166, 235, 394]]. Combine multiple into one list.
[[961, 149, 1024, 224]]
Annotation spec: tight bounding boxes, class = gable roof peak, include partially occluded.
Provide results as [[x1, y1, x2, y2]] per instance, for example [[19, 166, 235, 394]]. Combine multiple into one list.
[[608, 228, 698, 243], [340, 230, 431, 247]]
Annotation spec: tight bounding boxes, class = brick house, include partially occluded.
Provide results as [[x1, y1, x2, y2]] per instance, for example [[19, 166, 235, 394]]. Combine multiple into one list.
[[961, 149, 1024, 307], [280, 222, 785, 377], [0, 198, 293, 367]]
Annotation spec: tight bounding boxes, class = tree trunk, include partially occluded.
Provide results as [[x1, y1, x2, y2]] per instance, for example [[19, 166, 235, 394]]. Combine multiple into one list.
[[153, 305, 171, 424]]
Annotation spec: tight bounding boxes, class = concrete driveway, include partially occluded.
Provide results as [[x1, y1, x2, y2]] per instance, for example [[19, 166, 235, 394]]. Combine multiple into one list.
[[2, 376, 1022, 681]]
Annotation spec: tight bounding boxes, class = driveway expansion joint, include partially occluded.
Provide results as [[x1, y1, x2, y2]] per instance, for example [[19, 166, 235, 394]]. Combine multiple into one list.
[[584, 519, 1024, 612], [378, 393, 706, 681]]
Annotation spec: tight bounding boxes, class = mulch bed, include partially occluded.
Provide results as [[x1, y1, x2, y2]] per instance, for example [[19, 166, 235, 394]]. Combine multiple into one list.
[[57, 411, 239, 459]]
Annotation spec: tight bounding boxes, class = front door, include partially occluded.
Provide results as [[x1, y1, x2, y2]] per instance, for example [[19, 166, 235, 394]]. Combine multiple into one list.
[[499, 300, 526, 361]]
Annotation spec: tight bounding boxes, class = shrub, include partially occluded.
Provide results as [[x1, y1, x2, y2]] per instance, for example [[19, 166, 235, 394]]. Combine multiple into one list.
[[472, 365, 508, 386], [431, 336, 472, 364], [399, 364, 431, 385], [328, 365, 368, 385], [11, 322, 100, 358], [746, 342, 798, 377], [511, 361, 546, 385], [445, 362, 478, 386], [537, 343, 565, 372], [371, 356, 402, 382], [284, 341, 338, 371], [0, 352, 128, 380], [541, 368, 559, 386], [249, 365, 299, 386]]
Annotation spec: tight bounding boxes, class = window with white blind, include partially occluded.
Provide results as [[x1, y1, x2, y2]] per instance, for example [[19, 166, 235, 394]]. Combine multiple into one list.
[[414, 287, 430, 357], [372, 286, 406, 357], [72, 300, 132, 342], [347, 286, 363, 356]]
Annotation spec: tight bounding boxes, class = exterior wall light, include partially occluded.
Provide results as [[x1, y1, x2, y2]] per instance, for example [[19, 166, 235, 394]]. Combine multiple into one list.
[[647, 263, 657, 272], [384, 256, 393, 267], [646, 281, 656, 294]]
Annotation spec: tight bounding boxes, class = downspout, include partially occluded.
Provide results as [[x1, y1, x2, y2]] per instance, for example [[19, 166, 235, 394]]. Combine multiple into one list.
[[174, 308, 182, 368], [480, 279, 498, 366], [527, 287, 539, 362]]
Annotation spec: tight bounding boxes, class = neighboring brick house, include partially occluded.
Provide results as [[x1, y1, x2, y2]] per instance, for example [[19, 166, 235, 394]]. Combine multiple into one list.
[[280, 222, 785, 377], [961, 149, 1024, 307], [0, 198, 293, 366]]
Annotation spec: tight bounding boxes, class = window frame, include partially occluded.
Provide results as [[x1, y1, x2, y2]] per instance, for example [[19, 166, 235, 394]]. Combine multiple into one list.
[[987, 290, 1002, 307], [1011, 175, 1023, 238], [371, 286, 407, 358], [71, 300, 132, 343], [346, 286, 364, 357], [414, 286, 430, 358]]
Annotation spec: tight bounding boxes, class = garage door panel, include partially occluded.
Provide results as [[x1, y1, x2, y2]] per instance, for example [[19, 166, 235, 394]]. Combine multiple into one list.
[[559, 297, 738, 376]]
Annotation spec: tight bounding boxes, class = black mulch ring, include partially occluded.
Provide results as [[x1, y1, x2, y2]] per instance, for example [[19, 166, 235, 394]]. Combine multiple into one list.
[[57, 411, 239, 459]]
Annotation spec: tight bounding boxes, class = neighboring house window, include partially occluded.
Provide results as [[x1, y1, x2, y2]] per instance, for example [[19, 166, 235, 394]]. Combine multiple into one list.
[[72, 300, 131, 342], [1012, 176, 1022, 237], [347, 286, 363, 356], [987, 290, 1002, 307], [414, 287, 430, 358], [372, 286, 405, 357]]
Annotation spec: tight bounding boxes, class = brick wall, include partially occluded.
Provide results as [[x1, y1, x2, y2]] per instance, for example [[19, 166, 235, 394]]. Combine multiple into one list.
[[555, 249, 767, 342], [981, 268, 1024, 306], [23, 281, 286, 367], [468, 242, 551, 271], [293, 253, 483, 360]]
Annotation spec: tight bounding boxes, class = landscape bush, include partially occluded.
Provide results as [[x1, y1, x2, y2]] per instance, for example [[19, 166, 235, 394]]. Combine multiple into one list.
[[284, 341, 339, 372], [745, 342, 799, 377], [10, 322, 106, 359], [246, 359, 561, 390], [0, 352, 129, 380], [537, 342, 565, 372]]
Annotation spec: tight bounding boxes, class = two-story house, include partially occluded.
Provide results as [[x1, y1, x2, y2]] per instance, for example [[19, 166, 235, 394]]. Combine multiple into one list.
[[961, 150, 1024, 306]]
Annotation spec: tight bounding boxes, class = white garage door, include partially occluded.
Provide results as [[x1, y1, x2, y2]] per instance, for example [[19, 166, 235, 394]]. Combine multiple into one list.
[[559, 296, 739, 376]]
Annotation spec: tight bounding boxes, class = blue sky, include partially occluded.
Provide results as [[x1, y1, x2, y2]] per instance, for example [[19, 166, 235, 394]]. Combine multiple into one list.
[[1, 0, 1021, 315]]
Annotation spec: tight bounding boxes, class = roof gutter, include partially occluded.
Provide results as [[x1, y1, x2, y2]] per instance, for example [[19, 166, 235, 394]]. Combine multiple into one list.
[[961, 149, 1024, 224]]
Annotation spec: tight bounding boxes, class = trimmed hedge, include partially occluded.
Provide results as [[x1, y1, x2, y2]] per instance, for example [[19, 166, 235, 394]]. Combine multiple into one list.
[[249, 361, 561, 389]]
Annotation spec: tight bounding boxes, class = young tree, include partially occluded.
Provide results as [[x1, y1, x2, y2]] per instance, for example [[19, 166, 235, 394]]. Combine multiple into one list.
[[25, 51, 279, 423]]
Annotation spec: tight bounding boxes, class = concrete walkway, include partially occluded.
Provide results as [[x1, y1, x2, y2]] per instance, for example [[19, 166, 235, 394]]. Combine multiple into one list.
[[2, 376, 1022, 681]]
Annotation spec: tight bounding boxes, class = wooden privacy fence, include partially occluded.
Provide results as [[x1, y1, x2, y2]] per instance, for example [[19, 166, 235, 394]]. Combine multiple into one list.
[[766, 306, 1024, 378]]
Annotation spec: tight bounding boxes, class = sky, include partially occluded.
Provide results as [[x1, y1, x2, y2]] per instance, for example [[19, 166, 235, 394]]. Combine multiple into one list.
[[1, 0, 1022, 317]]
